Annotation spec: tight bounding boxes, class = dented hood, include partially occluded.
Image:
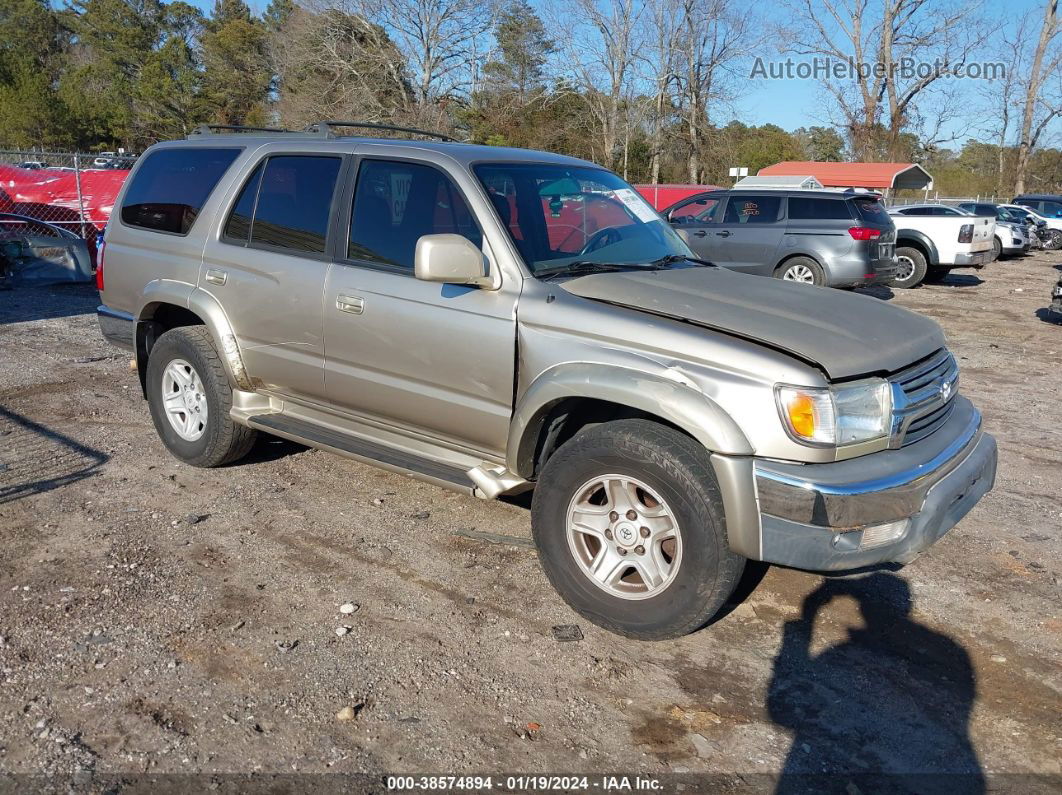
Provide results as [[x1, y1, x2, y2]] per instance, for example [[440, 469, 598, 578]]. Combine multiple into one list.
[[558, 266, 945, 379]]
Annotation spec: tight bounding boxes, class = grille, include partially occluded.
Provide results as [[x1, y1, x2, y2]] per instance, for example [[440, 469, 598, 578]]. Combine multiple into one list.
[[889, 349, 959, 447]]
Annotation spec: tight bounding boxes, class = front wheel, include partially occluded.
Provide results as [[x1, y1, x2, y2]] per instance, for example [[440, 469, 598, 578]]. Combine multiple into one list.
[[531, 419, 745, 640]]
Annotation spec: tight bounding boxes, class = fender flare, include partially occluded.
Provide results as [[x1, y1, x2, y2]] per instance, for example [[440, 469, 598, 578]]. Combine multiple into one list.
[[135, 281, 253, 391], [506, 362, 753, 478], [894, 229, 939, 266]]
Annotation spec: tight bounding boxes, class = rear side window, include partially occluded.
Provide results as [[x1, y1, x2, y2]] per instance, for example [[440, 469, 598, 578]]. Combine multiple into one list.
[[223, 155, 343, 254], [788, 197, 853, 220], [852, 197, 891, 223], [722, 195, 782, 224], [121, 148, 240, 234]]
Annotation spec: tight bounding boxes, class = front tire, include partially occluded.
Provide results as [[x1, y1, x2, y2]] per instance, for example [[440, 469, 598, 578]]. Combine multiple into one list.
[[891, 246, 928, 289], [146, 326, 257, 467], [531, 419, 745, 640]]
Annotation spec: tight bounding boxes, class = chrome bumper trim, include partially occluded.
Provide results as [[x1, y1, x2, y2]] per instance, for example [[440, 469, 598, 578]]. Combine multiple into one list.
[[755, 401, 981, 529]]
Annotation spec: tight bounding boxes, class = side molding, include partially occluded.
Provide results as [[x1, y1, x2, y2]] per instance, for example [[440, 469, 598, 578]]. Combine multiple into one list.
[[507, 362, 753, 478]]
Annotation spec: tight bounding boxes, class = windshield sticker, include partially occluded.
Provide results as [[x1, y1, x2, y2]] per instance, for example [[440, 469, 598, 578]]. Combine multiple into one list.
[[613, 188, 660, 223]]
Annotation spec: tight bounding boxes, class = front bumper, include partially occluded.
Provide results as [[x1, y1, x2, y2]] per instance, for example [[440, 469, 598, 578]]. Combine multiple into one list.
[[750, 397, 996, 571]]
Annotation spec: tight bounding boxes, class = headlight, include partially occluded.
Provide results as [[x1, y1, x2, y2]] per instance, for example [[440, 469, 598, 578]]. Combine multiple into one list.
[[776, 379, 892, 447]]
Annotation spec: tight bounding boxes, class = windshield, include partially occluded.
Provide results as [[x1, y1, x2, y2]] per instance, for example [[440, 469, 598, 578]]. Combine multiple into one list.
[[473, 163, 692, 275]]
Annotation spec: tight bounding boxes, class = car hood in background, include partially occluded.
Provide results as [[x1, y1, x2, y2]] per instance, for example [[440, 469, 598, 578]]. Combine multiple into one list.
[[559, 266, 946, 380]]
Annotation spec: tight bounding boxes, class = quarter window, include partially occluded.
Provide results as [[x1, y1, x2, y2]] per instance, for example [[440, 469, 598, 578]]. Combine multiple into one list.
[[348, 160, 482, 269], [788, 197, 854, 220], [223, 163, 263, 243], [121, 147, 241, 234]]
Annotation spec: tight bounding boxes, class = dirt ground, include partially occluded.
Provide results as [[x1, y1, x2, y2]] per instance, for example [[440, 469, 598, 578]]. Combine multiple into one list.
[[0, 251, 1059, 792]]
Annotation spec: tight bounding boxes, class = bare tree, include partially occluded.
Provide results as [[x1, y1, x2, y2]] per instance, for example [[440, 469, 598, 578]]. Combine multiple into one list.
[[352, 0, 494, 113], [784, 0, 986, 160], [547, 0, 644, 172], [675, 0, 758, 182], [1014, 0, 1062, 195], [640, 0, 684, 183], [273, 0, 413, 128]]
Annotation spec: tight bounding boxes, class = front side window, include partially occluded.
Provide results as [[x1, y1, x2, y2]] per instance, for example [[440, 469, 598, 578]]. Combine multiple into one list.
[[121, 147, 241, 234], [474, 162, 689, 274], [1041, 200, 1062, 217], [348, 159, 482, 269], [668, 195, 722, 224], [723, 195, 782, 224]]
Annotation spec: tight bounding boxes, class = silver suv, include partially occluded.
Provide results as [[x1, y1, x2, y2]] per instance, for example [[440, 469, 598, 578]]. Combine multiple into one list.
[[96, 123, 997, 640]]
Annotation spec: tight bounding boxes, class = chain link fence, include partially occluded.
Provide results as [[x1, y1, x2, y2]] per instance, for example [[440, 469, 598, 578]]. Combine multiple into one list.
[[0, 150, 134, 250], [888, 194, 1003, 207]]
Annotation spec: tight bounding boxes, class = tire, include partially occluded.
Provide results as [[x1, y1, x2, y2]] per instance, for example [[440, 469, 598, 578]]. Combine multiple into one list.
[[991, 236, 1002, 261], [530, 419, 745, 640], [1044, 229, 1062, 251], [774, 256, 826, 286], [146, 326, 257, 467], [891, 246, 928, 289]]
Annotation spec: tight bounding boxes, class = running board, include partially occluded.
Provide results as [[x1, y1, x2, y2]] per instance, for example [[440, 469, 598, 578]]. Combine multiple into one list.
[[247, 413, 477, 494]]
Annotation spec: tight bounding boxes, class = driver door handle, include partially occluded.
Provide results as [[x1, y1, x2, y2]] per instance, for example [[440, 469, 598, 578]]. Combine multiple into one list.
[[336, 295, 364, 315], [715, 230, 731, 237], [693, 230, 708, 237]]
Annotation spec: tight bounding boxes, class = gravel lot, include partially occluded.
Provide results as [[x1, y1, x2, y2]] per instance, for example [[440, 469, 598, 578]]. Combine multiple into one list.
[[0, 252, 1059, 791]]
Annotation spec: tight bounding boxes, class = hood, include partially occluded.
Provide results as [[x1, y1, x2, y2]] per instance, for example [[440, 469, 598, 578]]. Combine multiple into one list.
[[558, 267, 945, 380]]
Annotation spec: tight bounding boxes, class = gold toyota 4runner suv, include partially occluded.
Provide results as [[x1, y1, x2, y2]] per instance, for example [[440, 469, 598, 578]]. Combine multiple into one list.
[[96, 122, 997, 639]]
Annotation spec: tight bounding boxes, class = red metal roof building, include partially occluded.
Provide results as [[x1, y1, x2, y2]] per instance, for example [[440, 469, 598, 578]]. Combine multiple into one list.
[[757, 161, 933, 192]]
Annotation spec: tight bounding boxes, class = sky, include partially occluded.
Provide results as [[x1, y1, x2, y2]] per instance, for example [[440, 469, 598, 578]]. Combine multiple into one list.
[[180, 0, 1055, 152]]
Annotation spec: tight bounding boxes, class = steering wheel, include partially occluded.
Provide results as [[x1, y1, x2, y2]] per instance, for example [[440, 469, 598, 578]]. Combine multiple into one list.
[[579, 226, 622, 256]]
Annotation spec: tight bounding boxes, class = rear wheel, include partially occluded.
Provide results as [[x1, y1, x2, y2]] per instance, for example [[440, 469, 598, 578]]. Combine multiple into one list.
[[891, 246, 928, 289], [775, 257, 825, 286], [531, 419, 745, 640], [146, 326, 257, 467]]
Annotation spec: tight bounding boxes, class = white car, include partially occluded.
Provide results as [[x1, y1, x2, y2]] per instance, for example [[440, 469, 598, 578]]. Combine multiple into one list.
[[886, 206, 995, 286], [998, 203, 1062, 249], [956, 202, 1031, 258]]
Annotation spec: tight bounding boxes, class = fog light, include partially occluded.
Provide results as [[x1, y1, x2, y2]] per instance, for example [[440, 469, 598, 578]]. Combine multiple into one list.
[[860, 519, 909, 549]]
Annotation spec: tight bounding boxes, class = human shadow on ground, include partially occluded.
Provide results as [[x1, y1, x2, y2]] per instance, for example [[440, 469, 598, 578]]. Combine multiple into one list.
[[767, 572, 984, 794]]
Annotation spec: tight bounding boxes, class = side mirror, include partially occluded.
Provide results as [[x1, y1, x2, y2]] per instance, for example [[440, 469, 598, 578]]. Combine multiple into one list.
[[414, 234, 492, 288]]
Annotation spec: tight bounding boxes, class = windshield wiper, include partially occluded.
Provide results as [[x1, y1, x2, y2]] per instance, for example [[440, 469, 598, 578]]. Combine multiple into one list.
[[648, 254, 715, 268], [536, 261, 653, 281]]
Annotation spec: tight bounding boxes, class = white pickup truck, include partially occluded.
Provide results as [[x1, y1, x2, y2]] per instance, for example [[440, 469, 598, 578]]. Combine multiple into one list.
[[886, 211, 995, 288]]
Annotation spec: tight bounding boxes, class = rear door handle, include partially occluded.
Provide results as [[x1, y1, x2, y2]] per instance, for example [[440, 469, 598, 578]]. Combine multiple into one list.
[[693, 230, 708, 237], [205, 269, 227, 286], [336, 295, 364, 315], [715, 230, 731, 237]]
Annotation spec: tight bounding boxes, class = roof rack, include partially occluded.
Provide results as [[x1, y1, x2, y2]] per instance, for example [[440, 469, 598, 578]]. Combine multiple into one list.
[[305, 120, 457, 142], [189, 124, 294, 136]]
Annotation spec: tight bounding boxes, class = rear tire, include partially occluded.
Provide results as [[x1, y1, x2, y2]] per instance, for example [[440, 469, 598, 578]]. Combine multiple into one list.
[[531, 419, 745, 640], [775, 257, 826, 287], [891, 246, 928, 289], [146, 326, 257, 468]]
